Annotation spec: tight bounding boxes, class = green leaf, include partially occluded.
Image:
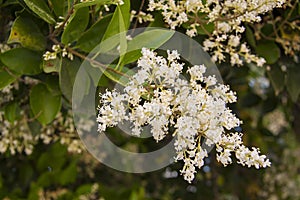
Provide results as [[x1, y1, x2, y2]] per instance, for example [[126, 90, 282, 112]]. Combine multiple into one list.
[[0, 66, 18, 90], [92, 1, 130, 70], [30, 83, 61, 125], [59, 161, 77, 186], [59, 58, 81, 102], [18, 162, 34, 186], [256, 41, 280, 64], [122, 29, 175, 65], [36, 172, 54, 187], [115, 6, 128, 70], [100, 64, 134, 86], [37, 143, 67, 172], [76, 14, 113, 52], [102, 0, 130, 41], [74, 0, 111, 10], [8, 16, 46, 51], [286, 66, 300, 102], [267, 65, 285, 95], [245, 25, 256, 48], [0, 48, 42, 75], [23, 0, 56, 24], [50, 0, 66, 17], [44, 75, 61, 96], [4, 101, 20, 123], [72, 66, 91, 106], [42, 57, 62, 73], [61, 7, 90, 44], [261, 23, 274, 36], [148, 12, 164, 28], [75, 184, 94, 196], [196, 22, 214, 35], [28, 183, 40, 200], [84, 62, 108, 86]]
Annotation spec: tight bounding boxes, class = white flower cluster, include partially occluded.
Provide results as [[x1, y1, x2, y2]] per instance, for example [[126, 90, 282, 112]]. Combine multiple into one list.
[[0, 111, 35, 155], [148, 0, 285, 66], [43, 44, 73, 61], [97, 48, 271, 183], [0, 110, 85, 155], [0, 78, 85, 155]]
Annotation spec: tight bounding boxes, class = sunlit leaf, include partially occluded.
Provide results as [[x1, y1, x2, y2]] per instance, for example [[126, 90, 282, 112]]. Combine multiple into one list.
[[102, 0, 130, 41], [61, 7, 89, 44], [121, 29, 174, 65]]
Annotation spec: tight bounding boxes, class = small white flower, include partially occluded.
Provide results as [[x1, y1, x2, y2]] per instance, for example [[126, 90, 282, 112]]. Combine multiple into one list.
[[97, 48, 271, 183]]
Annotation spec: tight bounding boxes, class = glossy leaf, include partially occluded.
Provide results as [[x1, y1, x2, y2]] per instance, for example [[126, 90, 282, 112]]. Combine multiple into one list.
[[30, 83, 61, 125], [76, 14, 113, 52], [42, 57, 61, 73], [23, 0, 56, 24], [50, 0, 66, 17], [8, 16, 46, 51], [0, 48, 42, 75], [115, 6, 128, 70], [61, 7, 90, 44], [102, 0, 130, 41], [121, 29, 174, 65], [196, 22, 214, 35], [91, 1, 131, 70], [0, 66, 18, 90]]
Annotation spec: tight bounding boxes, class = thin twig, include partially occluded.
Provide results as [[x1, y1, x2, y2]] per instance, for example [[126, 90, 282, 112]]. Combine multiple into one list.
[[132, 0, 145, 29], [50, 0, 78, 37]]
